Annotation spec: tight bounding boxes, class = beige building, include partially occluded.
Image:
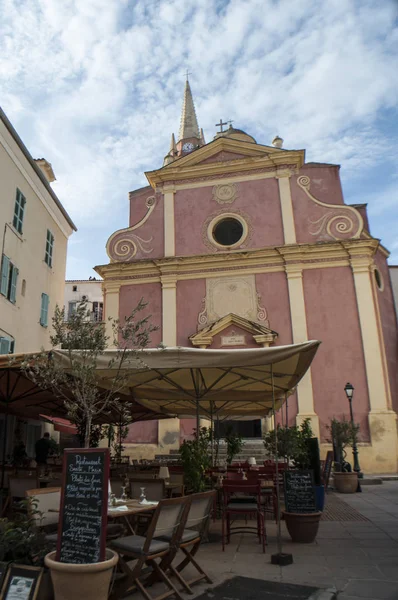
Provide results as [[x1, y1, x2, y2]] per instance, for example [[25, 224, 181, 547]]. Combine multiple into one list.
[[64, 279, 104, 322], [0, 107, 76, 354]]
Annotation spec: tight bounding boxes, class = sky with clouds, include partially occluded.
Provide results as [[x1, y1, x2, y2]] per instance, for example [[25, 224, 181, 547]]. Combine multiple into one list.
[[1, 0, 397, 278]]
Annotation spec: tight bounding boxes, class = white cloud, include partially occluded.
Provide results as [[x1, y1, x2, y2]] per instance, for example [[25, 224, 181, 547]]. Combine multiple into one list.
[[0, 0, 397, 277]]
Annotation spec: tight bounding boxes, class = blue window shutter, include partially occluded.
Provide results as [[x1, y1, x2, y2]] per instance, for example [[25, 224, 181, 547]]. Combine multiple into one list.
[[0, 338, 11, 355], [13, 190, 26, 234], [40, 293, 49, 326], [10, 266, 18, 303], [0, 256, 10, 296], [45, 230, 54, 267]]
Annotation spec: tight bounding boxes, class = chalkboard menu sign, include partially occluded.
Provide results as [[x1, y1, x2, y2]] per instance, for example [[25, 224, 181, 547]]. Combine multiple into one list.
[[56, 448, 110, 564], [284, 470, 317, 514]]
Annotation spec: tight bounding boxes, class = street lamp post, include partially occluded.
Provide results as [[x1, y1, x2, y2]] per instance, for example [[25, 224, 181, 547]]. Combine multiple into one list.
[[344, 382, 363, 479]]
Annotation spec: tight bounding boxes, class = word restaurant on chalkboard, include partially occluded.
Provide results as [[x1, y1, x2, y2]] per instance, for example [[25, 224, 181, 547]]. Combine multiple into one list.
[[57, 449, 109, 564], [284, 470, 317, 514]]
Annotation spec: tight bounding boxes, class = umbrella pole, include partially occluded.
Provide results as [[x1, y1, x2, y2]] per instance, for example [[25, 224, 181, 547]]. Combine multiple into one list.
[[210, 401, 214, 467], [196, 395, 200, 438], [271, 366, 293, 566]]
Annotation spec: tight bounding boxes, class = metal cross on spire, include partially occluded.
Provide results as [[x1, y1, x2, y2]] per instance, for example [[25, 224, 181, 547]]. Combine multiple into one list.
[[215, 119, 228, 133], [185, 69, 192, 81]]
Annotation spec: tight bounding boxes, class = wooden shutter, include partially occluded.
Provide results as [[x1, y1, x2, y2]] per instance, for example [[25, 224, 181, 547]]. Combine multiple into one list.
[[40, 293, 49, 326], [0, 337, 11, 355], [0, 255, 10, 296], [10, 266, 18, 303]]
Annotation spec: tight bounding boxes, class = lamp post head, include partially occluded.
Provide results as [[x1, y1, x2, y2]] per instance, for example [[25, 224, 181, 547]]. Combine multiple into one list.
[[344, 382, 354, 401]]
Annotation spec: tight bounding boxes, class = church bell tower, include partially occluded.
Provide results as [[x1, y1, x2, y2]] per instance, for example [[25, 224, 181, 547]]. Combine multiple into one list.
[[163, 78, 205, 165]]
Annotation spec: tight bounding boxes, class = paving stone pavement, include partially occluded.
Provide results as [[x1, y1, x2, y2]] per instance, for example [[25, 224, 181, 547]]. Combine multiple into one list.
[[122, 481, 398, 600]]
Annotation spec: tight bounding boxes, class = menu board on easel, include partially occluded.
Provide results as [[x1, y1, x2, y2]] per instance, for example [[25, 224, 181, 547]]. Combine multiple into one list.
[[284, 470, 317, 514], [56, 448, 110, 564]]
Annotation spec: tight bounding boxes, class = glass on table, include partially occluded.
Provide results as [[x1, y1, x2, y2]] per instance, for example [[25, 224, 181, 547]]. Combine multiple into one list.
[[121, 486, 128, 502], [139, 487, 146, 504]]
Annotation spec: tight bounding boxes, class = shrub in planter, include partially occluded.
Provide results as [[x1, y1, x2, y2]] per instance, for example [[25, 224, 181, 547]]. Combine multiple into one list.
[[179, 427, 212, 492], [0, 499, 54, 599], [333, 471, 358, 494], [283, 512, 322, 543], [328, 417, 360, 493]]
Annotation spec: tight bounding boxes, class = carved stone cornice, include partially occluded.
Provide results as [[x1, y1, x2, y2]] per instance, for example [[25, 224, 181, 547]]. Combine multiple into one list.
[[145, 137, 305, 187], [94, 238, 382, 284]]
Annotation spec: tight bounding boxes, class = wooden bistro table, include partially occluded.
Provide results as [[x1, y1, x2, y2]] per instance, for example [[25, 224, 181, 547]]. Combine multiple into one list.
[[108, 500, 157, 535]]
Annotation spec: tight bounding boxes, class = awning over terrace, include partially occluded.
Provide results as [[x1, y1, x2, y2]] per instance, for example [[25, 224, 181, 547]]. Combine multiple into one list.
[[52, 341, 321, 419], [0, 353, 171, 423]]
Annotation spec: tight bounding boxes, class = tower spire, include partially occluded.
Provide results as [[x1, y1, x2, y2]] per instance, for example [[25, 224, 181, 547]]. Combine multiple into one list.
[[178, 79, 200, 142]]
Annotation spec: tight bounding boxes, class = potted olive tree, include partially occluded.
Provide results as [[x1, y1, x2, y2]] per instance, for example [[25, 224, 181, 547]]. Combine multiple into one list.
[[328, 417, 360, 493], [264, 419, 322, 543], [22, 298, 158, 600]]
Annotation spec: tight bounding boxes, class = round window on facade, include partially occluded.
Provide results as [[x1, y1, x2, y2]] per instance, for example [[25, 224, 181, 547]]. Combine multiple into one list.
[[374, 268, 384, 291], [212, 217, 244, 246]]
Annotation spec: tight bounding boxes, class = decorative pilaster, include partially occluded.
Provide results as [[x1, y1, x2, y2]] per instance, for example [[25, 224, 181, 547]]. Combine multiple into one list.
[[163, 186, 175, 257], [161, 275, 177, 346], [348, 250, 390, 412], [104, 283, 120, 348], [277, 171, 297, 245], [285, 264, 319, 436]]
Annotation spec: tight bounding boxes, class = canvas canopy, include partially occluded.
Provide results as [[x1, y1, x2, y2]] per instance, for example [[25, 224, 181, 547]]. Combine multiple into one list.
[[0, 353, 171, 423], [52, 341, 320, 420]]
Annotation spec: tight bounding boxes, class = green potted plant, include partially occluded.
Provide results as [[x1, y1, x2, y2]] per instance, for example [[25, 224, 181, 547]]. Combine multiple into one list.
[[328, 417, 360, 493], [264, 419, 322, 543], [224, 425, 244, 465], [0, 499, 54, 599], [179, 427, 212, 492]]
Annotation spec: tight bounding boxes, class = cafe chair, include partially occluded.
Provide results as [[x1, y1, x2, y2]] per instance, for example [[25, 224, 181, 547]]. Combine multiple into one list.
[[156, 490, 216, 594], [169, 472, 184, 497], [6, 476, 39, 516], [109, 496, 191, 600], [25, 487, 61, 529], [221, 481, 266, 553]]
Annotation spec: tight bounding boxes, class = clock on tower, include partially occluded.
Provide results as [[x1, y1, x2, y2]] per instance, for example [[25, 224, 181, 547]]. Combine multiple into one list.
[[182, 142, 195, 153]]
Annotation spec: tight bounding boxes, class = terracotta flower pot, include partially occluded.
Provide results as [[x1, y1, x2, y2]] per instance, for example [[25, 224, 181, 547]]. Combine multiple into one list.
[[333, 472, 358, 494], [45, 549, 118, 600], [283, 511, 322, 543]]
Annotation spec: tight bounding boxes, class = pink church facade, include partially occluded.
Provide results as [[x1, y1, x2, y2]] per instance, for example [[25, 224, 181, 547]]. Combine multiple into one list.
[[96, 82, 398, 473]]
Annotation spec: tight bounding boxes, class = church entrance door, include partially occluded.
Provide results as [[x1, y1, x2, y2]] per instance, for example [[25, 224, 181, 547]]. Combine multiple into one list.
[[215, 419, 262, 439]]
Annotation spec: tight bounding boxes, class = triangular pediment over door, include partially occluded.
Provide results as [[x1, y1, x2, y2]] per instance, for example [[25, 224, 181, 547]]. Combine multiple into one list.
[[189, 313, 278, 349]]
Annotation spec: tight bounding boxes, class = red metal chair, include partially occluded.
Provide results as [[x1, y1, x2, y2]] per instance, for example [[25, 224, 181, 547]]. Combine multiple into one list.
[[221, 481, 266, 553]]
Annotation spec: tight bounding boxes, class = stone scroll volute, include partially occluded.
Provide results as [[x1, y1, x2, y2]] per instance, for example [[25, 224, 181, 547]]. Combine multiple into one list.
[[106, 195, 157, 262], [297, 175, 364, 242]]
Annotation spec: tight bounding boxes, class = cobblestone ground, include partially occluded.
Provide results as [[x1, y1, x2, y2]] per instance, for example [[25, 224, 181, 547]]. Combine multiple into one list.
[[124, 482, 398, 600]]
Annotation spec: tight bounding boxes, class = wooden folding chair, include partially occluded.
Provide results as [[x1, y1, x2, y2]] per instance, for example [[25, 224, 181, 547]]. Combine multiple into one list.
[[166, 490, 216, 594], [110, 496, 191, 600]]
